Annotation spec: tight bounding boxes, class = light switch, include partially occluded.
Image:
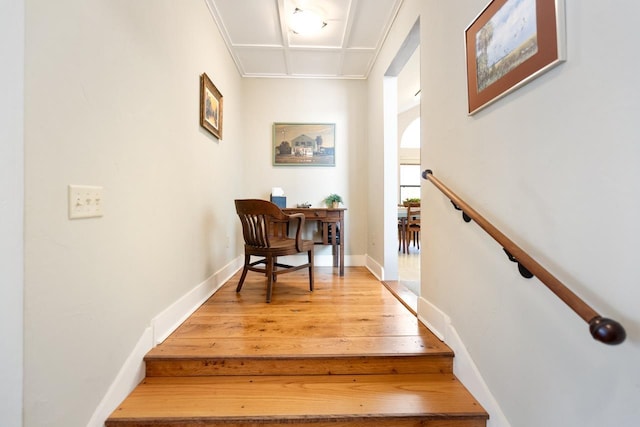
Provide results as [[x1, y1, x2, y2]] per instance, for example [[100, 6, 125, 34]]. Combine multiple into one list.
[[68, 185, 103, 219]]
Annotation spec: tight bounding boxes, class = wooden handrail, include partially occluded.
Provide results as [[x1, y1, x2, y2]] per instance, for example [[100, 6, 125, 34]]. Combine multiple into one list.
[[422, 169, 626, 345]]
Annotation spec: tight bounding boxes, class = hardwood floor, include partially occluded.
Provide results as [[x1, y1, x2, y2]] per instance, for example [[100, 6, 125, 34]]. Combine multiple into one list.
[[107, 267, 487, 426], [383, 250, 421, 315]]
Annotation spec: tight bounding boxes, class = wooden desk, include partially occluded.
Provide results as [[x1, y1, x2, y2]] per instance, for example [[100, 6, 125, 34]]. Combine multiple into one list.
[[283, 207, 346, 276]]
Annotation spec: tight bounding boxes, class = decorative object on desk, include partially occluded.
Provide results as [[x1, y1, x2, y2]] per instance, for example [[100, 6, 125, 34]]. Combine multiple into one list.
[[297, 202, 312, 208], [465, 0, 566, 114], [270, 195, 286, 208], [200, 73, 223, 139], [273, 123, 335, 166], [270, 187, 286, 208], [323, 193, 343, 208]]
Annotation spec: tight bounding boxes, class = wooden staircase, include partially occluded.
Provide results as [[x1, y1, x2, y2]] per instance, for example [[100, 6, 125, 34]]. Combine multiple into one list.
[[106, 267, 488, 426]]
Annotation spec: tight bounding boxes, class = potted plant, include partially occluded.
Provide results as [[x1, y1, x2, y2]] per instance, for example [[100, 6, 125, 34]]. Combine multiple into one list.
[[324, 193, 343, 208], [403, 197, 420, 207]]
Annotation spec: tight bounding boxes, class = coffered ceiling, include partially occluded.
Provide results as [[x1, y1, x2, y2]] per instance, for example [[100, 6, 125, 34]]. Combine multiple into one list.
[[205, 0, 404, 79]]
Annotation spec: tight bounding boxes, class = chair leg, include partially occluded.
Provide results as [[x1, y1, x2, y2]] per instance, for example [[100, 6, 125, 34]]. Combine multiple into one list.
[[236, 254, 251, 292], [272, 256, 278, 282], [404, 227, 408, 254], [265, 256, 275, 303], [308, 248, 314, 292]]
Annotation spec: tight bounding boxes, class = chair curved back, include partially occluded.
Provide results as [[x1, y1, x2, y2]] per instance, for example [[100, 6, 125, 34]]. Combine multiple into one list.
[[407, 203, 421, 229], [235, 199, 287, 249]]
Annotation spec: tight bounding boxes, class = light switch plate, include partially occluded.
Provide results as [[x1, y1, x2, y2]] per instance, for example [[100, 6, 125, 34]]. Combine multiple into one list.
[[68, 185, 103, 219]]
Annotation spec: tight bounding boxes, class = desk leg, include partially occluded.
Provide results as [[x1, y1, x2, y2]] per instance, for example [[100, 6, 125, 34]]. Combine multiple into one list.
[[321, 217, 345, 277], [322, 222, 329, 245], [339, 217, 344, 276], [329, 222, 338, 268], [333, 227, 337, 267]]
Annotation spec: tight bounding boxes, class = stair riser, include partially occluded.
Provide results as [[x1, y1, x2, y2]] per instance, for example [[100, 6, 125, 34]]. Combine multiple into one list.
[[145, 355, 453, 377], [106, 416, 487, 427]]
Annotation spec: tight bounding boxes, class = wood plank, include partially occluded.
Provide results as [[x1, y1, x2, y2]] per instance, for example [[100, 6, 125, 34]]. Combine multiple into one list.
[[145, 355, 453, 377], [169, 320, 424, 339], [106, 419, 486, 427], [107, 374, 488, 424], [382, 280, 418, 315], [148, 336, 451, 358]]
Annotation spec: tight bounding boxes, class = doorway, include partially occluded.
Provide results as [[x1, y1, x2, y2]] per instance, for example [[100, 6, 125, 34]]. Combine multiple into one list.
[[382, 19, 421, 309]]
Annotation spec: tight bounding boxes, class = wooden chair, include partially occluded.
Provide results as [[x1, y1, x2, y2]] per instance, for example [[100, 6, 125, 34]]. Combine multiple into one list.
[[234, 199, 314, 303], [398, 212, 406, 253], [405, 203, 421, 252]]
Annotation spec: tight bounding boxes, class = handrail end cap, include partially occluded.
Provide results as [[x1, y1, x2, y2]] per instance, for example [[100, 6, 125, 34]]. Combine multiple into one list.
[[589, 316, 626, 345]]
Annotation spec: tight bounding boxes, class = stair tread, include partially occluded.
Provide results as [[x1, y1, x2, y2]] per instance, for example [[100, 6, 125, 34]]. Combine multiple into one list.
[[146, 336, 452, 359], [107, 374, 488, 423]]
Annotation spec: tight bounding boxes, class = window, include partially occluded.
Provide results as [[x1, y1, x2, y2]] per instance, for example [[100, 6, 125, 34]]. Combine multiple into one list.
[[399, 164, 420, 202]]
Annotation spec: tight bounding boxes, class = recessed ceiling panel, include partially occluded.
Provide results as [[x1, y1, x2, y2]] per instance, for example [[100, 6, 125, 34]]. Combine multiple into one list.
[[289, 50, 342, 76], [347, 0, 400, 49], [341, 51, 375, 77], [211, 0, 283, 46], [236, 48, 288, 75]]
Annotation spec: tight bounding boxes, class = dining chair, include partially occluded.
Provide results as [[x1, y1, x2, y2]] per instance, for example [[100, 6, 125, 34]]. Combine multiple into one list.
[[398, 218, 404, 252], [405, 203, 421, 252], [234, 199, 314, 303]]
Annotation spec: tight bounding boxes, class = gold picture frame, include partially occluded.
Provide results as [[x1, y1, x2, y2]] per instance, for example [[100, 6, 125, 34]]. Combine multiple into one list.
[[465, 0, 566, 114], [200, 73, 223, 139]]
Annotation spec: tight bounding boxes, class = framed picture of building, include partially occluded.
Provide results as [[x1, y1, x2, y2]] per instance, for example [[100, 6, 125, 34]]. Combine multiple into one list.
[[465, 0, 566, 114], [273, 123, 336, 166], [200, 73, 223, 139]]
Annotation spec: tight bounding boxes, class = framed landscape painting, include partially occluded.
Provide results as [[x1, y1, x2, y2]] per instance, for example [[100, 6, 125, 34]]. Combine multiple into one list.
[[200, 73, 223, 139], [465, 0, 566, 114], [273, 123, 336, 166]]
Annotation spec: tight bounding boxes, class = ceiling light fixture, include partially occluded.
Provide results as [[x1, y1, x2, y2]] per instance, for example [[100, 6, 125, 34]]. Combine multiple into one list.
[[289, 7, 327, 35]]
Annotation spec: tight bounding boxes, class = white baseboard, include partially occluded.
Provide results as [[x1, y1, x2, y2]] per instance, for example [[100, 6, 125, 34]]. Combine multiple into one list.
[[345, 255, 366, 266], [417, 297, 448, 341], [152, 256, 243, 344], [417, 296, 511, 427], [88, 256, 243, 427], [365, 254, 384, 280], [86, 327, 153, 427]]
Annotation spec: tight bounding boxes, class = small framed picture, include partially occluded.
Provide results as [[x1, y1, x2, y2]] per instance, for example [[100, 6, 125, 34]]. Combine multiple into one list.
[[200, 73, 223, 139]]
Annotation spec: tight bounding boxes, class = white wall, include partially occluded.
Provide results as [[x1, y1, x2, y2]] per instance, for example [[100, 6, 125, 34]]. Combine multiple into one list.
[[372, 1, 640, 426], [23, 1, 244, 425], [241, 78, 369, 260], [0, 0, 24, 425], [398, 105, 420, 164]]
